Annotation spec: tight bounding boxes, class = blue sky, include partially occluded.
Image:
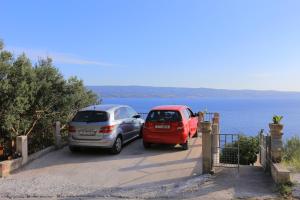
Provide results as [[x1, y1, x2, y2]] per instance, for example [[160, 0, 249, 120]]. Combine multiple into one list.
[[1, 0, 300, 91]]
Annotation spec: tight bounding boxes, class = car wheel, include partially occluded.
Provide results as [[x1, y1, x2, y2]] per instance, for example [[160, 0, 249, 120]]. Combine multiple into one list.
[[182, 134, 190, 150], [143, 141, 151, 149], [139, 129, 143, 138], [193, 130, 198, 138], [111, 136, 122, 154], [182, 140, 189, 150], [69, 146, 80, 152]]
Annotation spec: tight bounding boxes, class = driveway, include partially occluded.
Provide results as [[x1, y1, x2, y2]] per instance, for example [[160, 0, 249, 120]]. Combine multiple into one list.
[[292, 173, 300, 199], [0, 137, 203, 199]]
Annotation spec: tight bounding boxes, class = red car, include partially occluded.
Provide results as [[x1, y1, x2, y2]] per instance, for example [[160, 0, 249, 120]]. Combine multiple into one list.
[[142, 105, 198, 150]]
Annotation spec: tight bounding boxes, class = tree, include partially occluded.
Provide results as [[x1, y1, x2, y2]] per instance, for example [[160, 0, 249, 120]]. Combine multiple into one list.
[[0, 39, 99, 155]]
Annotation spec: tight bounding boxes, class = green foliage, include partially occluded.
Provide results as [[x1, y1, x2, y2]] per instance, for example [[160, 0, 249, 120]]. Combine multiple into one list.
[[0, 40, 99, 154], [220, 135, 259, 165], [276, 182, 294, 197], [283, 136, 300, 172], [272, 115, 283, 124]]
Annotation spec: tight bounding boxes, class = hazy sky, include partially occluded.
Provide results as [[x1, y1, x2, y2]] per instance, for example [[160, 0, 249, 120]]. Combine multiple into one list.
[[1, 0, 300, 91]]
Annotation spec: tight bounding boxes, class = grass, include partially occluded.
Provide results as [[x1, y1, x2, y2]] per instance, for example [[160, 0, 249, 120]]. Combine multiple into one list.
[[276, 182, 294, 198], [283, 136, 300, 172]]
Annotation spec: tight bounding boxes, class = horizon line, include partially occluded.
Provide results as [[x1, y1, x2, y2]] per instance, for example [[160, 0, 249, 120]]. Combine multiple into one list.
[[86, 85, 300, 93]]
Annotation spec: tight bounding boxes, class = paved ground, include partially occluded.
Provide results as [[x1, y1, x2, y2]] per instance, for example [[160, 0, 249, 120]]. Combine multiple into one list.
[[0, 137, 278, 200], [0, 137, 203, 199], [292, 173, 300, 199]]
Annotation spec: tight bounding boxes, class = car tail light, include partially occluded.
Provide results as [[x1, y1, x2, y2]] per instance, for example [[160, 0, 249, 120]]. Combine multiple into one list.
[[98, 125, 115, 134], [144, 122, 154, 128], [68, 126, 76, 133], [176, 121, 184, 130]]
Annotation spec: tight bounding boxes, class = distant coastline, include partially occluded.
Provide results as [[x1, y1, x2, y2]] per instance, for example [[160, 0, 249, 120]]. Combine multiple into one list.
[[87, 85, 300, 99]]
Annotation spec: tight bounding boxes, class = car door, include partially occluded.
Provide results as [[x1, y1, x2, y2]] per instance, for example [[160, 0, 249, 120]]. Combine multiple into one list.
[[119, 107, 135, 142], [115, 107, 132, 142], [187, 108, 198, 135], [126, 106, 142, 138]]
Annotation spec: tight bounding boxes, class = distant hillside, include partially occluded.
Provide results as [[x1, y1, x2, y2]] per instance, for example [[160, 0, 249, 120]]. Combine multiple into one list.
[[87, 85, 300, 99]]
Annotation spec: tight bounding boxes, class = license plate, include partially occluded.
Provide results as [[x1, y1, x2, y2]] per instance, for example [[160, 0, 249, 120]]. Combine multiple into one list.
[[155, 125, 170, 129], [79, 131, 96, 136]]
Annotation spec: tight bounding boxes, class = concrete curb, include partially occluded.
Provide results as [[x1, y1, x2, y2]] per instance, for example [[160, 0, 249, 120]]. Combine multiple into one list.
[[0, 145, 60, 178], [28, 146, 56, 163]]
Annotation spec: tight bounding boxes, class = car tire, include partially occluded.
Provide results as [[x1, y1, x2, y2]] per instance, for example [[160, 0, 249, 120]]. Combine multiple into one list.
[[139, 128, 143, 138], [182, 140, 189, 150], [143, 141, 151, 149], [69, 146, 80, 152], [193, 130, 198, 138], [182, 134, 190, 150], [111, 136, 123, 154]]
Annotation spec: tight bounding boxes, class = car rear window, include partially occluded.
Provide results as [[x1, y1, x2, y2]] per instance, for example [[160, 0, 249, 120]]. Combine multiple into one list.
[[146, 110, 182, 122], [72, 111, 109, 122]]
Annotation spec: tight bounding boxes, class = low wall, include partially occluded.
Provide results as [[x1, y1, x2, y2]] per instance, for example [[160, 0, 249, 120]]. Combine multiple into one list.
[[0, 145, 56, 177], [0, 157, 22, 177], [271, 162, 291, 184]]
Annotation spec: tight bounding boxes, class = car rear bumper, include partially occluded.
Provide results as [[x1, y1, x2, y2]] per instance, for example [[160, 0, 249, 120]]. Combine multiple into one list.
[[68, 136, 115, 148], [143, 130, 187, 144]]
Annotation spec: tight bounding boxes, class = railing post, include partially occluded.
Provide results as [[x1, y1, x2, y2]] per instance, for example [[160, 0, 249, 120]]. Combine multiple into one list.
[[54, 121, 62, 149], [212, 113, 220, 167], [16, 135, 28, 165], [201, 121, 212, 174]]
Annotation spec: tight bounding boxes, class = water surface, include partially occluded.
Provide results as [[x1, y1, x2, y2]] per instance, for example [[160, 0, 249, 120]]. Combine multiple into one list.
[[103, 98, 300, 139]]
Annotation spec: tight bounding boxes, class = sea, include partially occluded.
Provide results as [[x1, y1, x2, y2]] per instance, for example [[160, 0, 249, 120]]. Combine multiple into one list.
[[103, 98, 300, 139]]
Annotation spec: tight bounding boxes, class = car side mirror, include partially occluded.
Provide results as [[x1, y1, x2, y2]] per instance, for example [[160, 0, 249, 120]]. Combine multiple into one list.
[[133, 114, 141, 118]]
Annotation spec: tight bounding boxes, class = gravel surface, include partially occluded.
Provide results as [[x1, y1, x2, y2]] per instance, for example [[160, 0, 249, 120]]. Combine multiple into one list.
[[292, 173, 300, 199], [0, 137, 204, 199], [0, 137, 278, 200]]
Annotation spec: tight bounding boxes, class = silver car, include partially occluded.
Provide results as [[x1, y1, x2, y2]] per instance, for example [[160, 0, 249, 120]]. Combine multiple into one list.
[[68, 104, 144, 154]]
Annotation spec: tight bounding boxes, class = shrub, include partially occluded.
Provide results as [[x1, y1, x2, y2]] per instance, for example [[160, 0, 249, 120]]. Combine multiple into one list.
[[276, 182, 294, 198], [283, 136, 300, 172], [220, 135, 259, 165]]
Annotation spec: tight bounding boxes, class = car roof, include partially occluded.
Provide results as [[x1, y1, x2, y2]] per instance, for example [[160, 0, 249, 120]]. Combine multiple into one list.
[[151, 105, 188, 111], [79, 104, 128, 112]]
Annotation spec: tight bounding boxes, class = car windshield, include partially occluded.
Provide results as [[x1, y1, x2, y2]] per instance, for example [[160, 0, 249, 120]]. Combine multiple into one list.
[[146, 110, 182, 122], [72, 111, 109, 122]]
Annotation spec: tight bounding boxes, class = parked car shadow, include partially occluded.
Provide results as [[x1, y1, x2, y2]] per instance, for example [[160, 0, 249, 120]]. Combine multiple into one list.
[[60, 166, 276, 200], [13, 136, 202, 174]]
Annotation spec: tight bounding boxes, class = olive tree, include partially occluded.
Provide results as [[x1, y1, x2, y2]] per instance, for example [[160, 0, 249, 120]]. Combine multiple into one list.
[[0, 40, 99, 155]]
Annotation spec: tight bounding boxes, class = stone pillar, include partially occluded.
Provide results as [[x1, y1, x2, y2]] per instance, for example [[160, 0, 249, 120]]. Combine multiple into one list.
[[16, 136, 28, 165], [198, 112, 204, 133], [54, 121, 62, 149], [201, 121, 212, 174], [212, 113, 220, 125], [269, 123, 283, 163], [212, 124, 220, 166]]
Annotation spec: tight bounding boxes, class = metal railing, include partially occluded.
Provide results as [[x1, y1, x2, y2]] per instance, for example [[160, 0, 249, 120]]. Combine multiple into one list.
[[259, 129, 271, 171], [0, 127, 10, 161], [138, 112, 148, 120], [203, 112, 215, 122], [212, 133, 240, 171]]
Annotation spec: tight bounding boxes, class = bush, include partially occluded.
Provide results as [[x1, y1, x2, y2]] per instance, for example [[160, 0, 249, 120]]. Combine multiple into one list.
[[220, 135, 259, 165], [0, 39, 99, 156], [283, 136, 300, 172], [276, 182, 294, 198]]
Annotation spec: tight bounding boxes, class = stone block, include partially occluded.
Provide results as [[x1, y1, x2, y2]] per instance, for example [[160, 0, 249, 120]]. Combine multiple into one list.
[[271, 162, 291, 184], [0, 158, 22, 177], [16, 135, 28, 165]]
